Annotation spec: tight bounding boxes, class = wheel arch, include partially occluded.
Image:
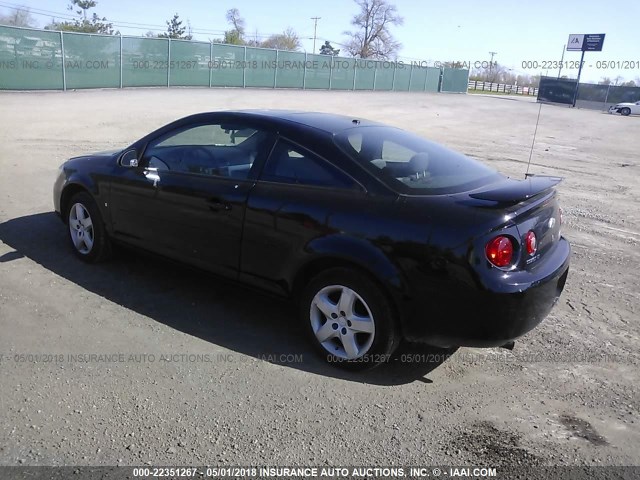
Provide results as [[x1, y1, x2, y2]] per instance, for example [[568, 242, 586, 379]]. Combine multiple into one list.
[[60, 183, 92, 224], [291, 253, 407, 337]]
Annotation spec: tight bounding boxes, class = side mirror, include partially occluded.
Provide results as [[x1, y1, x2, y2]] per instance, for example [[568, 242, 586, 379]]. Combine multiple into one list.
[[119, 149, 139, 168]]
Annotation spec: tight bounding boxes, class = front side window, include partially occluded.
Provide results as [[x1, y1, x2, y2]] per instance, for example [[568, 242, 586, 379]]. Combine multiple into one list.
[[261, 140, 357, 189], [143, 123, 274, 179], [335, 126, 501, 195]]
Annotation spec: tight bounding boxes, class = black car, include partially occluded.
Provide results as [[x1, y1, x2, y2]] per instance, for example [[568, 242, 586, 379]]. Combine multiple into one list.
[[54, 110, 570, 369]]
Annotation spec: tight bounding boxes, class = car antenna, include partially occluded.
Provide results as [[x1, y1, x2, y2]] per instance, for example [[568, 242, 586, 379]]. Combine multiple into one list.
[[525, 102, 543, 178]]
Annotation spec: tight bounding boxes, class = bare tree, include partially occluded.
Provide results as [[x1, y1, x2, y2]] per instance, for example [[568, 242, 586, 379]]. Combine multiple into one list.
[[224, 8, 245, 44], [0, 7, 36, 27], [470, 62, 505, 83], [261, 27, 301, 51], [343, 0, 403, 59]]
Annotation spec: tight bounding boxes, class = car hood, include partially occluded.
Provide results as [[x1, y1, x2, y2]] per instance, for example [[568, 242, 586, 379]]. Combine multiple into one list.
[[614, 103, 636, 107], [68, 149, 121, 162]]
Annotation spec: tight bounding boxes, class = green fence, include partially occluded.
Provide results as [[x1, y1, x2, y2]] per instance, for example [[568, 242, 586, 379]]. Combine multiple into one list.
[[0, 25, 469, 93]]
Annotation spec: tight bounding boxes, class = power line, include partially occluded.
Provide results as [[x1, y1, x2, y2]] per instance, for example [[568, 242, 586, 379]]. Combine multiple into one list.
[[0, 1, 306, 39]]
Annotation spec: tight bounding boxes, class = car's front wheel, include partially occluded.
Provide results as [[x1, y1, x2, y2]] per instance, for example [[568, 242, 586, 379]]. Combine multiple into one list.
[[66, 191, 112, 263], [621, 107, 631, 116], [300, 268, 400, 370]]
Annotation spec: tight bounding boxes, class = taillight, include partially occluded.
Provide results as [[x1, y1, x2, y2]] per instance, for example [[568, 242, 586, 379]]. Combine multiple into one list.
[[525, 230, 537, 255], [485, 236, 514, 267]]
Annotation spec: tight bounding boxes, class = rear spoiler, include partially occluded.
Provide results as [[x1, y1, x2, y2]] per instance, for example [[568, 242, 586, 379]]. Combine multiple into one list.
[[469, 175, 563, 204]]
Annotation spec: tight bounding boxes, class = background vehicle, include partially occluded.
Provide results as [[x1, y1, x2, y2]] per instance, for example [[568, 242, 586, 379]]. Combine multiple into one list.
[[609, 101, 640, 115], [53, 111, 570, 369]]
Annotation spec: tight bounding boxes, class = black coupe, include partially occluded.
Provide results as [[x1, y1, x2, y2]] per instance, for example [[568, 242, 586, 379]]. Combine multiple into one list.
[[54, 110, 570, 369]]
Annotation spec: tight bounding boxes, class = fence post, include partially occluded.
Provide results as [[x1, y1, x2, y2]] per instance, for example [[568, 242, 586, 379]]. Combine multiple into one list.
[[408, 63, 413, 91], [373, 61, 378, 90], [60, 31, 66, 91], [329, 57, 333, 90], [303, 52, 307, 89], [423, 67, 429, 92], [274, 49, 279, 88], [604, 83, 611, 111], [352, 59, 357, 91], [119, 34, 123, 89], [209, 42, 213, 88], [242, 46, 247, 88], [167, 38, 171, 88], [391, 62, 396, 91]]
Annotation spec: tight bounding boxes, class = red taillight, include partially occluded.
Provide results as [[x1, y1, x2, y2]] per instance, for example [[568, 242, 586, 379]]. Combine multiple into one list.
[[525, 230, 537, 255], [485, 236, 514, 267]]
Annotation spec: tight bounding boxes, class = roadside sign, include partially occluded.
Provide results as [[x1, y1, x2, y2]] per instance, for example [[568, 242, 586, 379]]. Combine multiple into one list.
[[583, 34, 605, 51], [567, 33, 605, 52], [567, 34, 583, 51], [566, 33, 606, 107]]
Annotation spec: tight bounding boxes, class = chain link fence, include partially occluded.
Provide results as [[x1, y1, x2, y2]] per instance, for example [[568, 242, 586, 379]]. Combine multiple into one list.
[[0, 25, 469, 93], [537, 76, 640, 110]]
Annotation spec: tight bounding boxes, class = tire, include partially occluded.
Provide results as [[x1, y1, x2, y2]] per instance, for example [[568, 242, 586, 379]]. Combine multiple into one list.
[[300, 267, 400, 370], [621, 107, 631, 116], [66, 192, 112, 263]]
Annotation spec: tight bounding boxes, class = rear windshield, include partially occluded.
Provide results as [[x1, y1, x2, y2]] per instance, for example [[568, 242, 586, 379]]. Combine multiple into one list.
[[334, 126, 501, 195]]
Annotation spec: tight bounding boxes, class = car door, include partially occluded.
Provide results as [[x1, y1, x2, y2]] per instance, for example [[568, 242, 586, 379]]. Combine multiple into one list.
[[122, 118, 275, 277], [109, 149, 166, 247], [240, 138, 367, 294], [633, 101, 640, 114]]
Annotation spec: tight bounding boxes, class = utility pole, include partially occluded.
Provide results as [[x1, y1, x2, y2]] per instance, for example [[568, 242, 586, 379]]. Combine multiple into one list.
[[311, 17, 321, 54], [488, 51, 497, 73], [557, 44, 566, 78]]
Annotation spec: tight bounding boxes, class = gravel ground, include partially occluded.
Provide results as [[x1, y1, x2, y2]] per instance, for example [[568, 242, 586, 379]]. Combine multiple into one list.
[[0, 88, 638, 469]]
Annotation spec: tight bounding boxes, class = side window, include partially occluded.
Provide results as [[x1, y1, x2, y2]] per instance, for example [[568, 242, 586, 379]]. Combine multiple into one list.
[[144, 123, 273, 179], [261, 140, 357, 189]]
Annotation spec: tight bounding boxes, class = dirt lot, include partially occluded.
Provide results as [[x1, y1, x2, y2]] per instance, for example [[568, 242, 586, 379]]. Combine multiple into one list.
[[0, 88, 638, 470]]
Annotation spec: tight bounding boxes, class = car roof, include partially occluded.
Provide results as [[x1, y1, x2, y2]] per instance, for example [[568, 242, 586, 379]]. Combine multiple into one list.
[[219, 109, 386, 134]]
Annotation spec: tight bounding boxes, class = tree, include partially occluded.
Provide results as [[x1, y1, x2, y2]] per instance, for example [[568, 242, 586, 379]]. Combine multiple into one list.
[[469, 64, 538, 87], [0, 7, 36, 27], [470, 61, 505, 83], [599, 77, 612, 85], [261, 28, 301, 51], [223, 8, 245, 45], [343, 0, 403, 59], [319, 41, 340, 56], [47, 0, 116, 34], [158, 13, 192, 40], [621, 80, 637, 87]]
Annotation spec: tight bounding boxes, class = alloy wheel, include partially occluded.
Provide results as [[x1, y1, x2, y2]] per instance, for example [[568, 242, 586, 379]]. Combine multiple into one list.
[[68, 202, 94, 254], [310, 285, 375, 360]]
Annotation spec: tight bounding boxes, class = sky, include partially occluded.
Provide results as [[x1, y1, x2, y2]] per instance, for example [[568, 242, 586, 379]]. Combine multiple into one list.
[[1, 0, 639, 83]]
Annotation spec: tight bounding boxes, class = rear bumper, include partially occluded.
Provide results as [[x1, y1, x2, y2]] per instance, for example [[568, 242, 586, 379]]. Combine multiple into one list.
[[402, 237, 570, 348]]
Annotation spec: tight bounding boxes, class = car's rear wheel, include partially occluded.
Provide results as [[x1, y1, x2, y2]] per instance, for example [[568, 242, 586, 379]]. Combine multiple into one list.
[[621, 107, 631, 116], [300, 268, 400, 370], [66, 192, 111, 263]]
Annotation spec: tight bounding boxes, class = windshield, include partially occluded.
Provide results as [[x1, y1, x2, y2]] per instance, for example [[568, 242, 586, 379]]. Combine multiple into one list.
[[334, 126, 501, 195]]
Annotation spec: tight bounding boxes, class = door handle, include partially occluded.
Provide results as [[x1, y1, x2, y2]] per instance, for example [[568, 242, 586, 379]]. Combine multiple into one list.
[[207, 199, 231, 212]]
